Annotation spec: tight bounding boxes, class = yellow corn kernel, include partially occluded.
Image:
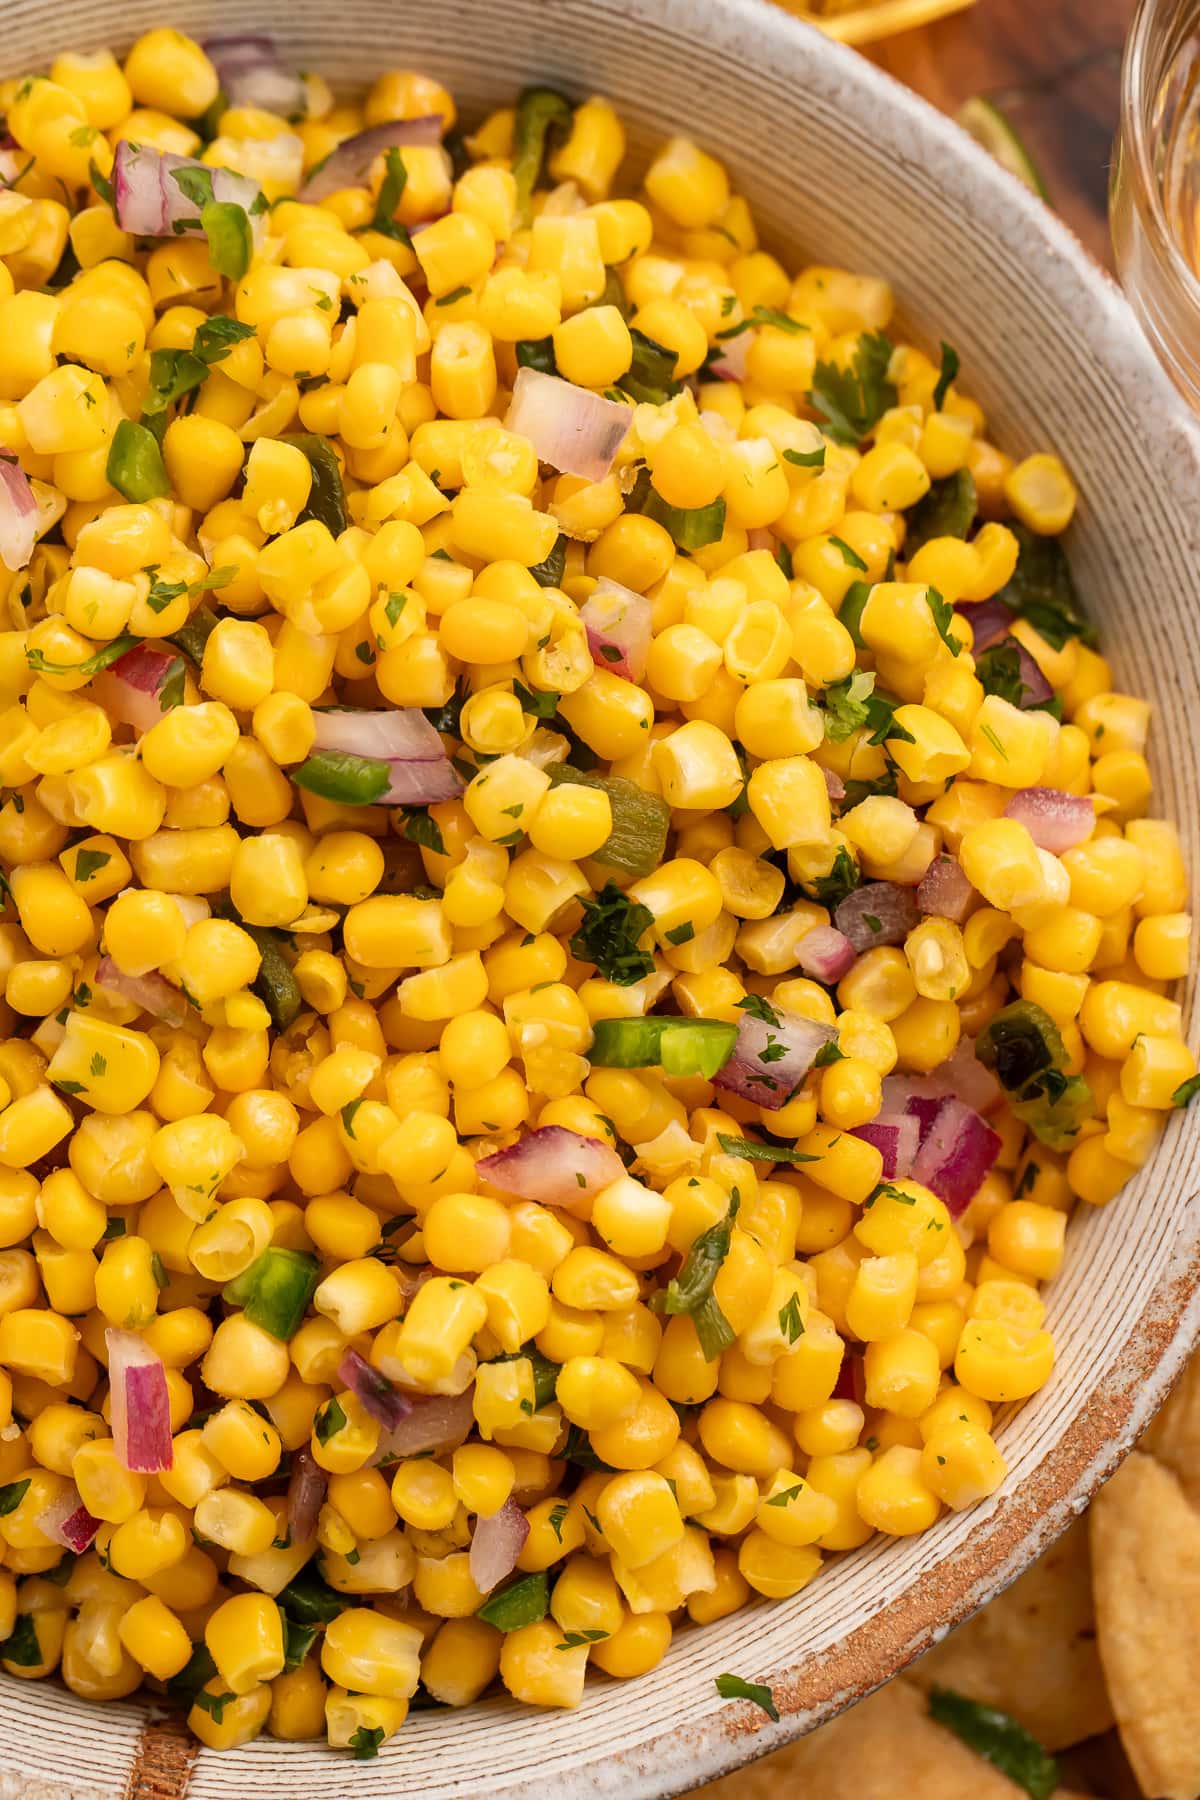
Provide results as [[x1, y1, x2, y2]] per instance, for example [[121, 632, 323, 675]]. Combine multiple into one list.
[[1004, 453, 1077, 534], [320, 1605, 422, 1700], [205, 1591, 285, 1695], [498, 1616, 590, 1708], [753, 1470, 838, 1548], [189, 1679, 271, 1750], [856, 1444, 941, 1535], [954, 1319, 1056, 1402], [747, 755, 831, 852]]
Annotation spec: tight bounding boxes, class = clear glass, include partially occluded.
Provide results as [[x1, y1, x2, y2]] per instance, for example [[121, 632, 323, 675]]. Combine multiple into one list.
[[1112, 0, 1200, 409]]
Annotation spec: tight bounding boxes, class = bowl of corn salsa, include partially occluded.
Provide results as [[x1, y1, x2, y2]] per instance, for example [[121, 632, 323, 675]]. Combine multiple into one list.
[[0, 0, 1195, 1796]]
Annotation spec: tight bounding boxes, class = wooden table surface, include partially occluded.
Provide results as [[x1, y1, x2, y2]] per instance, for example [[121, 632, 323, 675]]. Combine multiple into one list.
[[865, 0, 1137, 267]]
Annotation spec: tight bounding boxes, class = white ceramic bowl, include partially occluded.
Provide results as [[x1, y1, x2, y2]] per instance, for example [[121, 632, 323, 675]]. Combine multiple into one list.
[[2, 3, 1199, 1796]]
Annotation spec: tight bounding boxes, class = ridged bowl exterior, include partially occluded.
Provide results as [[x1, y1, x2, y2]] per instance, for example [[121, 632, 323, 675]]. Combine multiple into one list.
[[1, 4, 1198, 1796]]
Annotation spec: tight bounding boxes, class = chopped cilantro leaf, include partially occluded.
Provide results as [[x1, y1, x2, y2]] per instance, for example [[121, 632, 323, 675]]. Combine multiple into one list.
[[829, 535, 867, 571], [714, 1673, 780, 1721], [821, 669, 875, 742], [806, 845, 861, 909], [933, 340, 960, 411], [363, 147, 412, 246], [0, 1613, 41, 1666], [73, 848, 111, 883], [397, 808, 446, 856], [192, 1688, 236, 1723], [569, 881, 655, 986], [716, 1134, 818, 1165], [0, 1479, 30, 1515], [349, 1725, 385, 1760], [777, 1294, 805, 1343], [994, 523, 1092, 652], [783, 444, 826, 469], [649, 1193, 740, 1360], [808, 330, 897, 446], [315, 1397, 347, 1445], [715, 305, 809, 340], [925, 584, 961, 656], [737, 994, 780, 1028], [192, 315, 256, 363], [512, 679, 559, 720]]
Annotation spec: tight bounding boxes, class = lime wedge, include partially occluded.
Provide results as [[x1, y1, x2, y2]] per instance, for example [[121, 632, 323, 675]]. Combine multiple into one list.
[[956, 97, 1050, 202]]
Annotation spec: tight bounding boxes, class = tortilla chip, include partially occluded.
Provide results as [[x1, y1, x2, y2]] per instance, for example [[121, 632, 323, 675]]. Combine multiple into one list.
[[695, 1678, 1080, 1799], [1090, 1450, 1200, 1800], [908, 1515, 1112, 1749], [1140, 1345, 1200, 1509], [1055, 1728, 1145, 1800]]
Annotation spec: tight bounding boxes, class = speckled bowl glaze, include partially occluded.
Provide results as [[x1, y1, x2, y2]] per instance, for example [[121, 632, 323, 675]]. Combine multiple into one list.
[[1, 2, 1198, 1796]]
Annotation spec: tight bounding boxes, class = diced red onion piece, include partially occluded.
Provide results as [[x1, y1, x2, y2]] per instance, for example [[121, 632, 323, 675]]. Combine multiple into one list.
[[468, 1496, 530, 1595], [310, 706, 463, 804], [580, 578, 652, 682], [312, 706, 445, 762], [851, 1113, 920, 1180], [708, 332, 751, 382], [106, 1329, 173, 1473], [338, 1347, 414, 1431], [377, 1387, 476, 1459], [822, 767, 846, 805], [113, 141, 264, 240], [917, 855, 975, 923], [58, 1503, 100, 1554], [905, 1092, 946, 1145], [94, 956, 189, 1028], [713, 1006, 837, 1111], [834, 882, 921, 953], [795, 923, 856, 985], [798, 928, 852, 986], [394, 1263, 436, 1306], [958, 596, 1014, 651], [36, 1484, 100, 1554], [299, 117, 445, 203], [947, 1039, 1005, 1114], [909, 1096, 1002, 1217], [1004, 787, 1095, 854], [477, 1125, 625, 1215], [203, 34, 308, 118], [505, 367, 632, 482], [0, 456, 38, 573], [832, 1347, 863, 1404], [92, 643, 178, 733], [286, 1447, 326, 1545], [112, 141, 171, 235], [881, 1040, 1003, 1122], [379, 759, 465, 805], [999, 635, 1055, 708], [108, 643, 173, 693], [880, 1073, 933, 1116]]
